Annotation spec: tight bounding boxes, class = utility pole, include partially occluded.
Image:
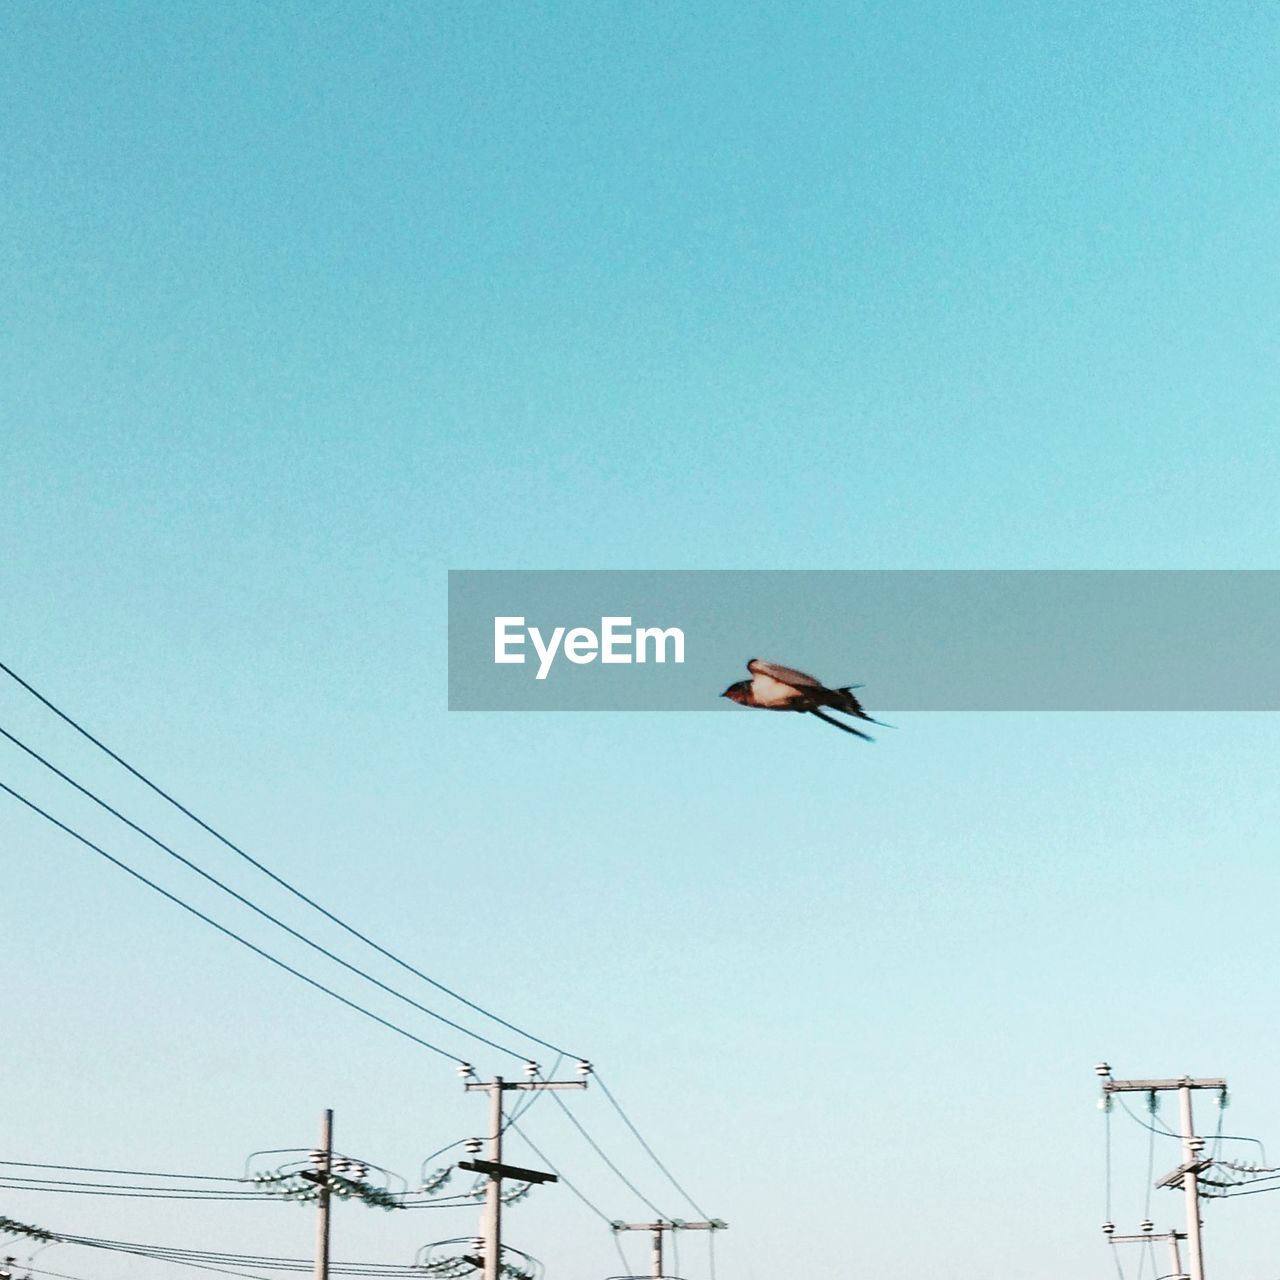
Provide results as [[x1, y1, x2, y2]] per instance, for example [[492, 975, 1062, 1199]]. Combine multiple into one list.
[[312, 1109, 333, 1280], [611, 1219, 728, 1279], [460, 1061, 589, 1280], [1098, 1066, 1225, 1280], [1178, 1081, 1208, 1280]]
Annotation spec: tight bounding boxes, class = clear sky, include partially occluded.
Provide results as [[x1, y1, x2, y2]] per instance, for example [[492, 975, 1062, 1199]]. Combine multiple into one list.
[[3, 3, 1279, 1279]]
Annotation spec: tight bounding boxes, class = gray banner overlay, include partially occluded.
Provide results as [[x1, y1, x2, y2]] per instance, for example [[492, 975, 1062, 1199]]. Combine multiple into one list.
[[448, 571, 1279, 711]]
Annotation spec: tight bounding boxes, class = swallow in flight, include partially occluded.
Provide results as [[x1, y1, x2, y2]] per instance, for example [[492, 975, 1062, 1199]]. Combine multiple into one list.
[[721, 658, 886, 740]]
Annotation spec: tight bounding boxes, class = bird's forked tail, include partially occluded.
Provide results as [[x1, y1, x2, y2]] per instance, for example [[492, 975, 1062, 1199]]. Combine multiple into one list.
[[830, 685, 893, 728]]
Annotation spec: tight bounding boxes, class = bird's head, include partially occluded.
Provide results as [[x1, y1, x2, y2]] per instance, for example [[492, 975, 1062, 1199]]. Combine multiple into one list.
[[721, 681, 751, 704]]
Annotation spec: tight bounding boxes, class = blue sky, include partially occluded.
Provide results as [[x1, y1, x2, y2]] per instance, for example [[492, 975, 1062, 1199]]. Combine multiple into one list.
[[3, 3, 1279, 1279]]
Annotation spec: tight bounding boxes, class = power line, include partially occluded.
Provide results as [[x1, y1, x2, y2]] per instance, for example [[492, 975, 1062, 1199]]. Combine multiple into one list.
[[25, 1267, 123, 1280], [16, 1234, 274, 1280], [1118, 1098, 1180, 1141], [60, 1231, 425, 1276], [0, 779, 467, 1066], [0, 1160, 239, 1181], [1, 661, 713, 1235], [0, 660, 575, 1058], [0, 1184, 276, 1201], [0, 723, 526, 1061], [0, 1172, 272, 1200], [503, 1117, 614, 1227], [1117, 1098, 1265, 1160], [543, 1088, 669, 1220], [1105, 1094, 1114, 1224], [611, 1231, 634, 1278], [593, 1072, 709, 1220], [2, 783, 691, 1233], [0, 1172, 272, 1194], [0, 1176, 481, 1210], [1143, 1103, 1156, 1224]]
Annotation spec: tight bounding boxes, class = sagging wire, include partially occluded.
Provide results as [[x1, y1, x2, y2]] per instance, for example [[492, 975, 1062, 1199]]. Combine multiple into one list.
[[0, 780, 470, 1066], [611, 1231, 634, 1279], [1105, 1089, 1114, 1226], [0, 1160, 238, 1182], [503, 1117, 614, 1227], [0, 725, 527, 1061], [0, 659, 582, 1061], [593, 1072, 710, 1221], [543, 1087, 670, 1220]]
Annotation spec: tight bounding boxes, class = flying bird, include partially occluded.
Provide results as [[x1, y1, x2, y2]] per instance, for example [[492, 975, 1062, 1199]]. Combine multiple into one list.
[[721, 658, 886, 740]]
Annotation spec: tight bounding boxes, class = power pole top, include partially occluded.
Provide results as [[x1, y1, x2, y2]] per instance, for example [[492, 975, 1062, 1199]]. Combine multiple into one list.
[[1102, 1078, 1227, 1093], [460, 1070, 588, 1280], [612, 1217, 726, 1280], [464, 1080, 588, 1092], [612, 1221, 728, 1232], [1097, 1066, 1227, 1280]]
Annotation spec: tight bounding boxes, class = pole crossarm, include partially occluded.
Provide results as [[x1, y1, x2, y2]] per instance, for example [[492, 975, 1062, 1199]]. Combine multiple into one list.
[[1157, 1160, 1214, 1190], [1103, 1078, 1227, 1094], [610, 1218, 726, 1280], [1109, 1228, 1190, 1280], [464, 1081, 588, 1093], [612, 1221, 727, 1232], [459, 1160, 557, 1186]]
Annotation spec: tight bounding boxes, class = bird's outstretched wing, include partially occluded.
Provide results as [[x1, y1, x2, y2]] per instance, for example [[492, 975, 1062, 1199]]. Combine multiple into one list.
[[808, 708, 874, 740], [747, 658, 824, 688]]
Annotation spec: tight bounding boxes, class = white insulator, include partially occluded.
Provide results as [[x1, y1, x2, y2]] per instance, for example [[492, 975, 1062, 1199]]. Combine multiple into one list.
[[457, 1062, 475, 1078], [577, 1059, 593, 1075], [1102, 1222, 1115, 1235], [1095, 1062, 1112, 1077], [524, 1060, 539, 1077], [1141, 1219, 1154, 1233]]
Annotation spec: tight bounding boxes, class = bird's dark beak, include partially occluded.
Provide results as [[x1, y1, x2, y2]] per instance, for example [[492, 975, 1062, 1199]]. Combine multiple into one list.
[[719, 687, 732, 698]]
